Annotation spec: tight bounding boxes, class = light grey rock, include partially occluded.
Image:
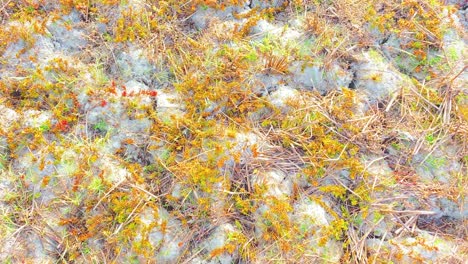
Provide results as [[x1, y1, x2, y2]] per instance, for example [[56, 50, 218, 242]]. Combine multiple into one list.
[[120, 119, 152, 134], [250, 19, 281, 35], [122, 0, 147, 11], [426, 196, 466, 221], [412, 145, 461, 184], [0, 171, 13, 205], [252, 169, 293, 198], [34, 36, 57, 64], [190, 6, 247, 31], [0, 231, 56, 263], [121, 142, 153, 165], [1, 39, 30, 70], [362, 155, 394, 183], [253, 73, 283, 95], [445, 0, 467, 6], [292, 64, 321, 88], [366, 231, 462, 263], [291, 62, 352, 94], [86, 105, 118, 130], [93, 156, 130, 183], [0, 28, 54, 75], [0, 105, 19, 130], [46, 11, 87, 52], [0, 139, 8, 170], [292, 197, 343, 263], [233, 132, 260, 165], [190, 7, 216, 30], [250, 19, 302, 41], [215, 131, 261, 178], [351, 50, 413, 101], [195, 223, 238, 264], [113, 47, 156, 85], [459, 9, 468, 29], [440, 28, 466, 83], [96, 22, 108, 34], [133, 207, 189, 263], [12, 147, 56, 197], [124, 80, 150, 95], [156, 90, 185, 124], [252, 194, 343, 262], [22, 110, 52, 129], [417, 195, 468, 236], [84, 88, 156, 147], [56, 149, 79, 178], [250, 0, 285, 9], [267, 85, 299, 111]]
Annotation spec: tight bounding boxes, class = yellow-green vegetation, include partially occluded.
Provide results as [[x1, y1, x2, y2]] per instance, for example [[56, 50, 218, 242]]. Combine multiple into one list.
[[0, 0, 466, 263]]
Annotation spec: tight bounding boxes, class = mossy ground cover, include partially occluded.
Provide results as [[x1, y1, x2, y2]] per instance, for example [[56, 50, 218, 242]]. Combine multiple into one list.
[[0, 0, 467, 263]]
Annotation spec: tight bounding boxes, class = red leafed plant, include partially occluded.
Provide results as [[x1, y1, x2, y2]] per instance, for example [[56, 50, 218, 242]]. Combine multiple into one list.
[[140, 90, 158, 97], [56, 120, 69, 132]]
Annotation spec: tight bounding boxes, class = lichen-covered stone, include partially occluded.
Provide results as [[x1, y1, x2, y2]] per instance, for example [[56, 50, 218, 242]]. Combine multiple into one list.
[[291, 62, 352, 94], [351, 50, 413, 101]]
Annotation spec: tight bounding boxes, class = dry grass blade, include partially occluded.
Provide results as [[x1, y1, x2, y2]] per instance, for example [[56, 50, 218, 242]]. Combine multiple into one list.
[[263, 54, 289, 75]]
